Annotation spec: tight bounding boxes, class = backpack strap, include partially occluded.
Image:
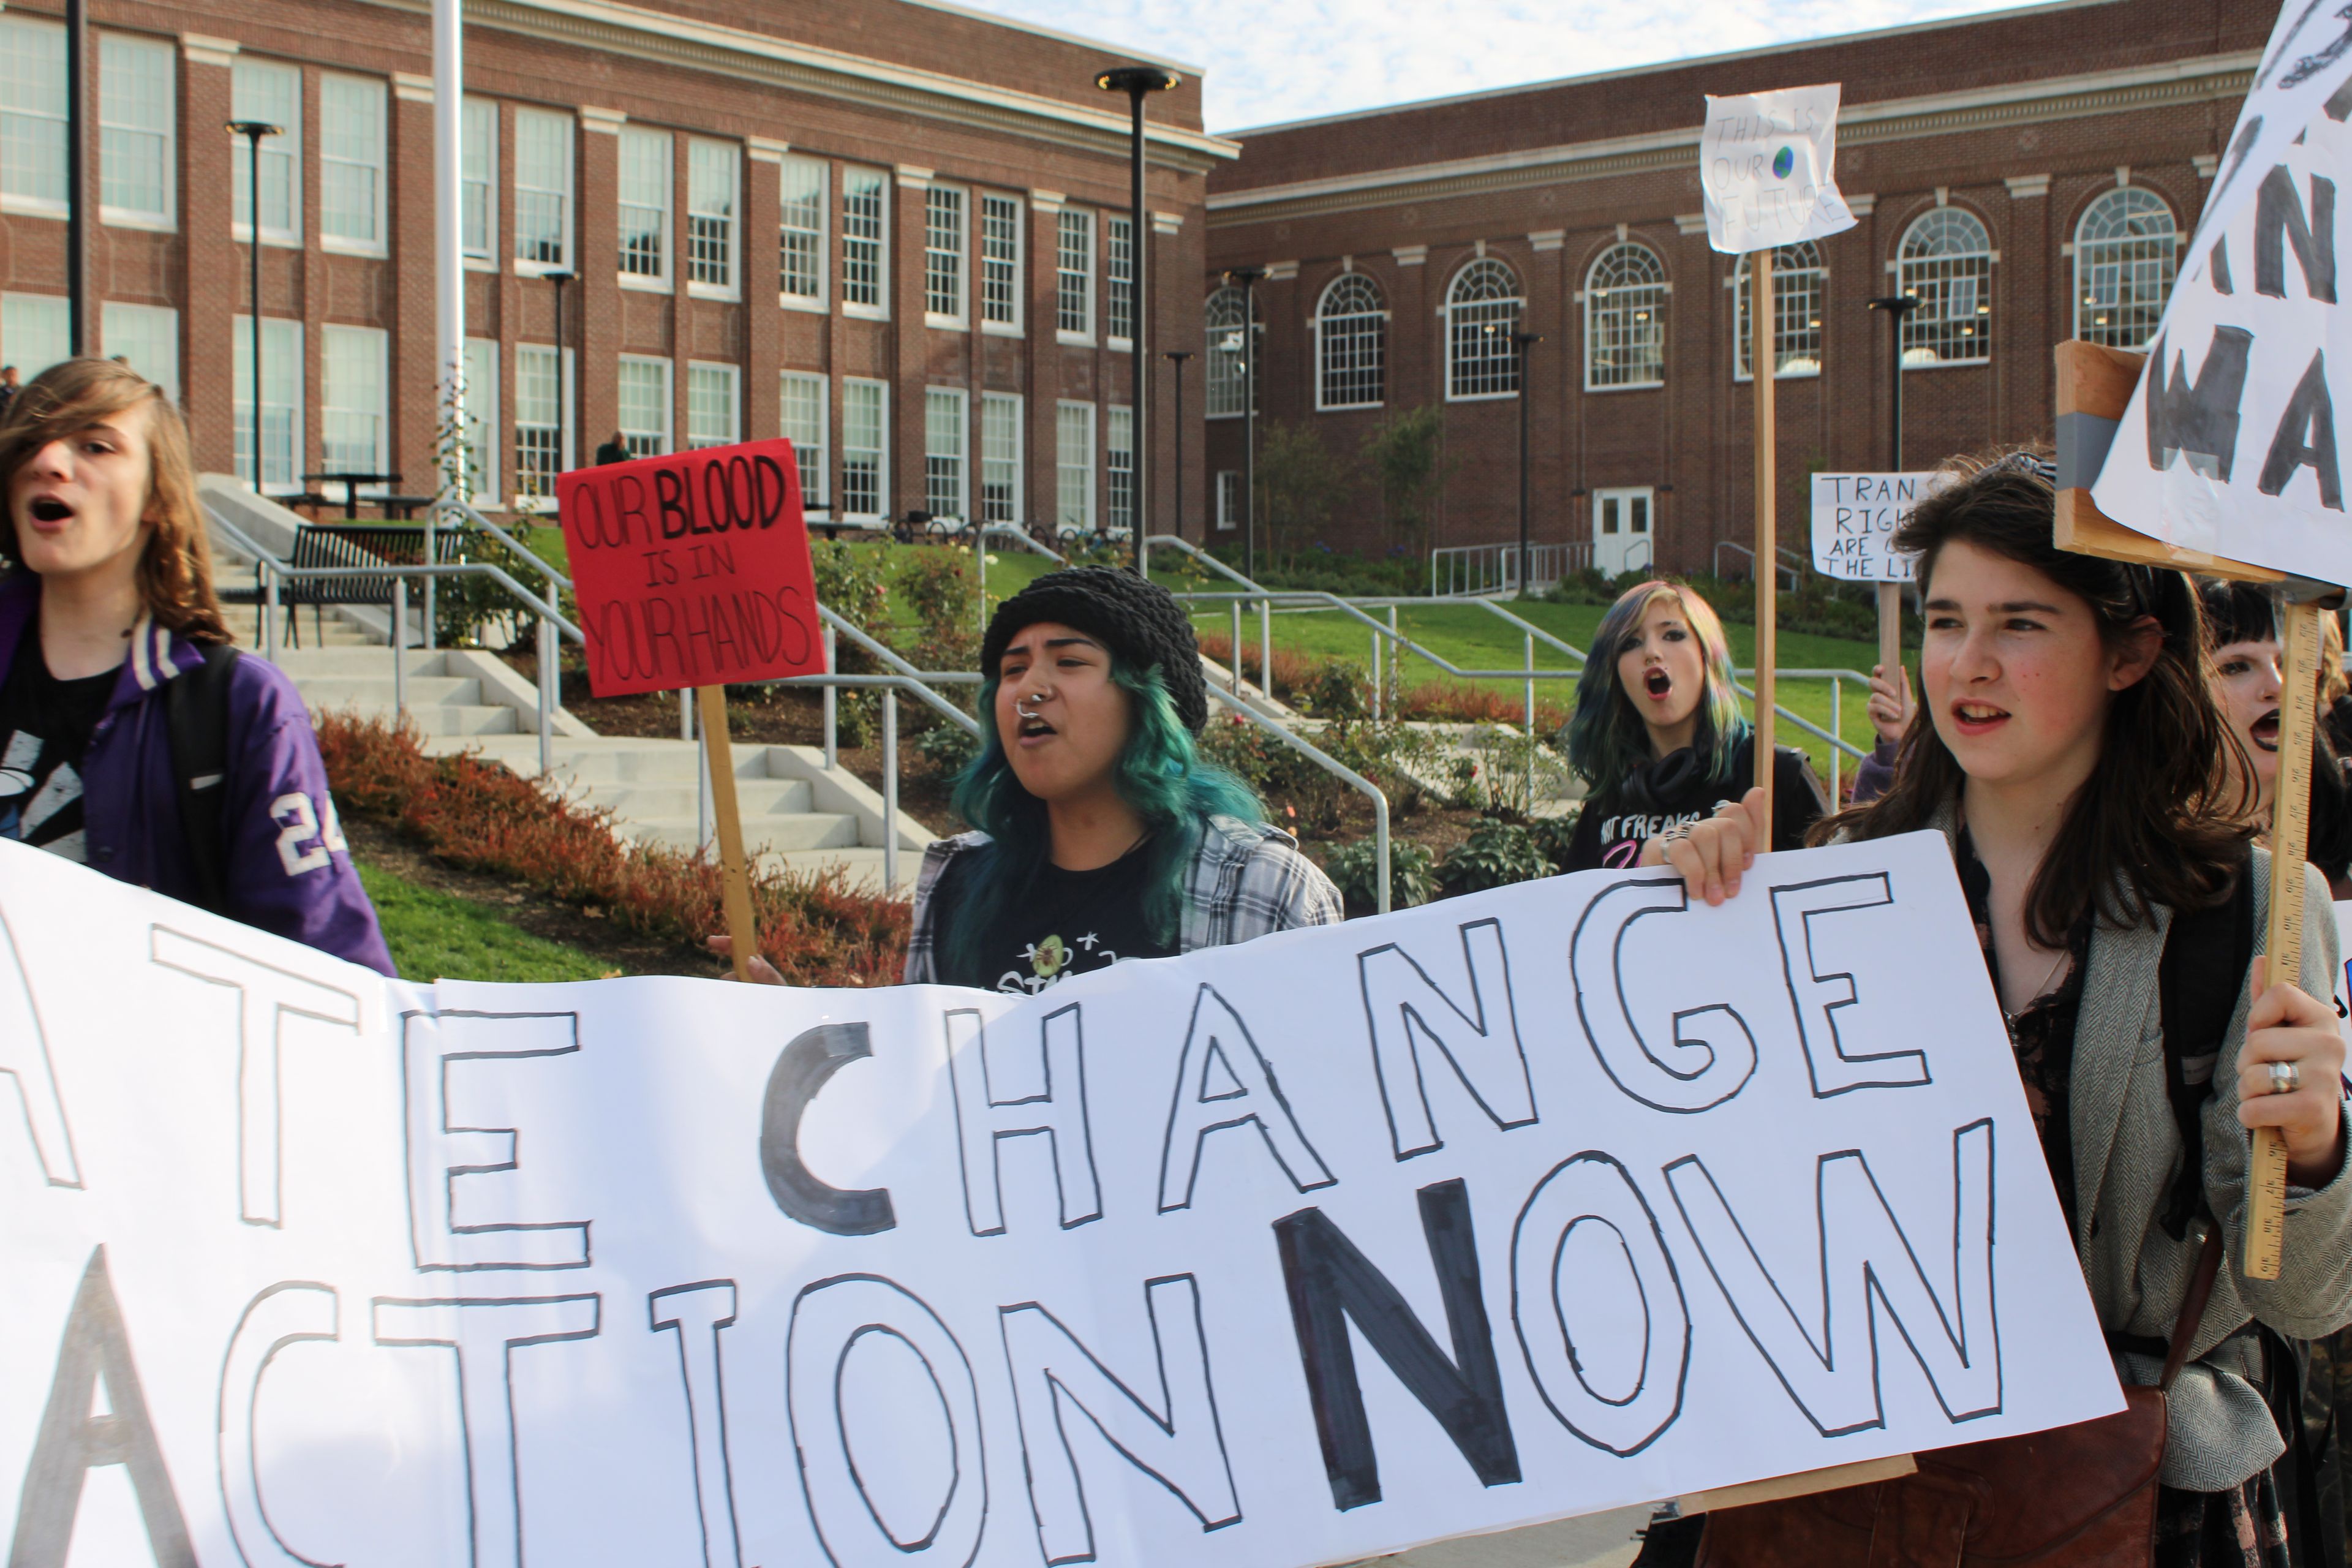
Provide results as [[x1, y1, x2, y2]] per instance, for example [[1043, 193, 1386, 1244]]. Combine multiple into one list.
[[2156, 852, 2258, 1239], [165, 641, 239, 914]]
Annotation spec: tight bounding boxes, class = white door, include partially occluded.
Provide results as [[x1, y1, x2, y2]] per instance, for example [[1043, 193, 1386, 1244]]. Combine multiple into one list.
[[1593, 487, 1654, 578]]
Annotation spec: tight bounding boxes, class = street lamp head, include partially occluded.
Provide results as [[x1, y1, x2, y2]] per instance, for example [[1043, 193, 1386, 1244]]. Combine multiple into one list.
[[542, 271, 576, 286], [225, 120, 282, 140], [1511, 331, 1545, 347], [1866, 295, 1920, 317], [1222, 265, 1267, 287], [1095, 64, 1181, 95], [1163, 349, 1195, 363]]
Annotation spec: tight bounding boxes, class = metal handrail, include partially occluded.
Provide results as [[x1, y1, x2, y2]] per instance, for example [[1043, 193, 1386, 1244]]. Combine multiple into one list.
[[1144, 533, 1259, 590], [979, 524, 1066, 564], [436, 496, 575, 592], [817, 605, 986, 737], [1204, 682, 1392, 915]]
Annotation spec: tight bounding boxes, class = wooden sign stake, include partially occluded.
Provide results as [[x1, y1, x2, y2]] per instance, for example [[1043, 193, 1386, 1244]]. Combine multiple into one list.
[[2053, 339, 2307, 1280], [1752, 247, 1777, 817], [696, 685, 758, 984], [1877, 582, 1902, 719]]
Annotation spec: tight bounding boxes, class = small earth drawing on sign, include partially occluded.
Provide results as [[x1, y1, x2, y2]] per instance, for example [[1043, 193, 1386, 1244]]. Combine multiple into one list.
[[1771, 145, 1795, 179]]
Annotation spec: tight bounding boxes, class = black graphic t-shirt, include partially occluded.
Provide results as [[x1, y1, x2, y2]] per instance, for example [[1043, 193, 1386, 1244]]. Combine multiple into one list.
[[1562, 733, 1828, 872], [0, 622, 118, 863], [931, 842, 1177, 994]]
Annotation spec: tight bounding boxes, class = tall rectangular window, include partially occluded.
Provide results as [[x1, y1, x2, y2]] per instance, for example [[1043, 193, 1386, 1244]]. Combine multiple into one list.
[[1106, 405, 1133, 535], [461, 337, 499, 505], [841, 378, 888, 520], [779, 156, 826, 306], [687, 363, 738, 449], [4, 292, 69, 379], [980, 194, 1022, 330], [102, 301, 177, 398], [924, 386, 966, 522], [617, 356, 671, 456], [1107, 216, 1134, 346], [0, 17, 63, 214], [232, 315, 302, 491], [1056, 209, 1093, 340], [617, 126, 671, 283], [98, 33, 172, 227], [841, 168, 887, 314], [924, 186, 965, 324], [322, 325, 389, 477], [688, 139, 737, 293], [781, 371, 827, 510], [319, 74, 386, 250], [1215, 470, 1240, 532], [1056, 400, 1094, 532], [980, 392, 1021, 523], [513, 344, 563, 506], [461, 97, 497, 260], [232, 59, 300, 243], [513, 107, 571, 270]]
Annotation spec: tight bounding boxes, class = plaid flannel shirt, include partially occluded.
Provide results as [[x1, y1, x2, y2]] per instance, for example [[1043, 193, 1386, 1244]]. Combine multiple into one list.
[[900, 813, 1344, 984]]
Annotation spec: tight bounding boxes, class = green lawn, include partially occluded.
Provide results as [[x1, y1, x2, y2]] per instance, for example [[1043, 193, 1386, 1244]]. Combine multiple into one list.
[[358, 862, 616, 983]]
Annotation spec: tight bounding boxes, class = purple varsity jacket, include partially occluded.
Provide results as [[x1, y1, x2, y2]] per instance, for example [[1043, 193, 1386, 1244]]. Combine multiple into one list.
[[0, 571, 394, 974]]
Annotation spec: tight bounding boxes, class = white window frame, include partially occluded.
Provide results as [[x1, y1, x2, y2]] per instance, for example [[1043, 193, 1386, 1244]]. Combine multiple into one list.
[[1056, 208, 1095, 345], [779, 156, 827, 311], [979, 193, 1022, 334], [924, 385, 967, 523], [1215, 470, 1240, 532], [2075, 186, 2177, 350], [1898, 206, 1995, 369], [980, 391, 1022, 524], [461, 97, 498, 266], [461, 336, 500, 508], [840, 166, 889, 318], [1205, 286, 1258, 420], [232, 314, 303, 494], [924, 184, 967, 328], [318, 73, 387, 256], [102, 300, 179, 399], [231, 58, 300, 247], [1314, 272, 1386, 411], [511, 342, 572, 513], [1732, 241, 1825, 382], [617, 125, 672, 290], [1055, 399, 1095, 533], [2, 292, 67, 379], [0, 16, 66, 219], [686, 137, 738, 300], [1583, 243, 1667, 393], [98, 31, 173, 232], [840, 376, 889, 522], [1447, 257, 1526, 402], [1107, 215, 1134, 350], [320, 324, 390, 482], [1106, 404, 1134, 535], [617, 354, 673, 457], [512, 106, 573, 275], [686, 361, 739, 450], [781, 369, 829, 515]]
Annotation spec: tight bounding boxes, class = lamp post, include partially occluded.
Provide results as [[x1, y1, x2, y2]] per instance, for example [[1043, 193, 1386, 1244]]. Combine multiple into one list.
[[228, 121, 284, 488], [66, 0, 87, 352], [1163, 349, 1193, 543], [1095, 64, 1180, 574], [1223, 265, 1265, 580], [544, 270, 574, 503], [1511, 329, 1543, 596]]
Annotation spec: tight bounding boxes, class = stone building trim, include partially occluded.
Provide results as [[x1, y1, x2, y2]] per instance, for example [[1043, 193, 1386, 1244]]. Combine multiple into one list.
[[2005, 173, 2052, 198], [391, 71, 434, 104], [578, 105, 627, 135], [179, 33, 239, 67]]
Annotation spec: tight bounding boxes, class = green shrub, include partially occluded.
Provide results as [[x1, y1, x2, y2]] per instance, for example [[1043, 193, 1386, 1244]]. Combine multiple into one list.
[[1439, 820, 1555, 895], [811, 541, 891, 745], [899, 547, 981, 687], [1527, 809, 1582, 872], [916, 721, 980, 777], [1324, 838, 1436, 917]]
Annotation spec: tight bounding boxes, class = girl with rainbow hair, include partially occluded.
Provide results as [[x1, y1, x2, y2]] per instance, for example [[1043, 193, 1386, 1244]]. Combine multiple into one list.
[[1558, 578, 1826, 872]]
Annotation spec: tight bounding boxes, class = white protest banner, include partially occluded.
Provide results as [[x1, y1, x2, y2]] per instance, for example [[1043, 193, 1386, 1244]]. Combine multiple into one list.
[[1809, 473, 1947, 582], [2089, 12, 2352, 584], [1698, 83, 1857, 255], [2193, 0, 2352, 263], [0, 833, 2121, 1567]]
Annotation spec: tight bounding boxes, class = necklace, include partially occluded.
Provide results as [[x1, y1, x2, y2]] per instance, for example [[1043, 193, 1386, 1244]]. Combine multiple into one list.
[[2003, 944, 2071, 1022]]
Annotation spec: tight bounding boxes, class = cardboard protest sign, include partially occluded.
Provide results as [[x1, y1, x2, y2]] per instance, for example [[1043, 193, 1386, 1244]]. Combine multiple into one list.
[[1699, 83, 1857, 255], [2192, 0, 2352, 262], [1809, 473, 1945, 582], [0, 835, 2122, 1568], [555, 437, 824, 698]]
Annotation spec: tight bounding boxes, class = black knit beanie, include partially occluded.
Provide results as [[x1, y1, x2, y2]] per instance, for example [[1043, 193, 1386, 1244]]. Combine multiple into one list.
[[981, 565, 1210, 733]]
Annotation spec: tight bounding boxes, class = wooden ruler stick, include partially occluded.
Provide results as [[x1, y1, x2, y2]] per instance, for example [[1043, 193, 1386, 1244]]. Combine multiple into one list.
[[1752, 247, 1777, 819], [1877, 582, 1902, 705], [697, 685, 758, 984]]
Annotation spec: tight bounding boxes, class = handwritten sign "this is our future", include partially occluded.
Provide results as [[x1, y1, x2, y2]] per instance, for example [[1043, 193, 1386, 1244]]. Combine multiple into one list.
[[556, 437, 825, 697]]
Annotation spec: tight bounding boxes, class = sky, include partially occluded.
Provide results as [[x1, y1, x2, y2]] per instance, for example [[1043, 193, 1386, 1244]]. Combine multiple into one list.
[[960, 0, 2059, 132]]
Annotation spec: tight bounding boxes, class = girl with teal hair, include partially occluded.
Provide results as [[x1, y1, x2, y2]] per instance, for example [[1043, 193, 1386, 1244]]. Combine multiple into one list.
[[1559, 578, 1826, 871]]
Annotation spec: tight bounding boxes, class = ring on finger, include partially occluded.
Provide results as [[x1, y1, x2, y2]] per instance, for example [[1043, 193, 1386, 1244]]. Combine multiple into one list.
[[2267, 1060, 2301, 1097]]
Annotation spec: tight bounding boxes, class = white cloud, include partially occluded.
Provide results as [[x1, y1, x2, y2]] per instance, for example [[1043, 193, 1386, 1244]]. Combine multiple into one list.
[[962, 0, 2059, 131]]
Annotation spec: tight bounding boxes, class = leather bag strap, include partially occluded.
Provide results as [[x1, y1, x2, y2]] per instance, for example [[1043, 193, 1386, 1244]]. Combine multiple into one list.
[[2160, 1223, 2228, 1392]]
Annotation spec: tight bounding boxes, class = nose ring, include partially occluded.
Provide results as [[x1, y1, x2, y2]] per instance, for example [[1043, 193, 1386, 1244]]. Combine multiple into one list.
[[1016, 696, 1042, 720]]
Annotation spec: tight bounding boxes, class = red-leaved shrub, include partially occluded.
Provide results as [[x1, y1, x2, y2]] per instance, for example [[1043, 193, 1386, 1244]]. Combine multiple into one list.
[[315, 713, 911, 986]]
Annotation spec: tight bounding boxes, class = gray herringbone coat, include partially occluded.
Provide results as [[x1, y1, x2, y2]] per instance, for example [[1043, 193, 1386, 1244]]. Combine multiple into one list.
[[1917, 805, 2352, 1490]]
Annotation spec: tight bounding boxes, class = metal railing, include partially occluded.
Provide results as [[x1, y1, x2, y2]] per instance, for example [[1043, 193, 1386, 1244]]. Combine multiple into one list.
[[1429, 540, 1592, 598]]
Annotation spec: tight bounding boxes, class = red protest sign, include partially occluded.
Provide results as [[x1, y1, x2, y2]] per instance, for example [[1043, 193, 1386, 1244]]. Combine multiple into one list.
[[555, 437, 826, 698]]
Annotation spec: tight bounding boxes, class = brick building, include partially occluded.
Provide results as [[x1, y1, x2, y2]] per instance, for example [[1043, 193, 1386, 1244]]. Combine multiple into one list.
[[1200, 0, 2264, 575], [0, 0, 1229, 531]]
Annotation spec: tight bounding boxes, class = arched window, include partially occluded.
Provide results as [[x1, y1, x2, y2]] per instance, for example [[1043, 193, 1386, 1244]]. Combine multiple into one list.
[[1315, 272, 1386, 410], [1898, 208, 1993, 366], [2075, 187, 2176, 349], [1733, 241, 1824, 379], [1445, 257, 1523, 400], [1205, 285, 1260, 418], [1585, 242, 1667, 390]]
